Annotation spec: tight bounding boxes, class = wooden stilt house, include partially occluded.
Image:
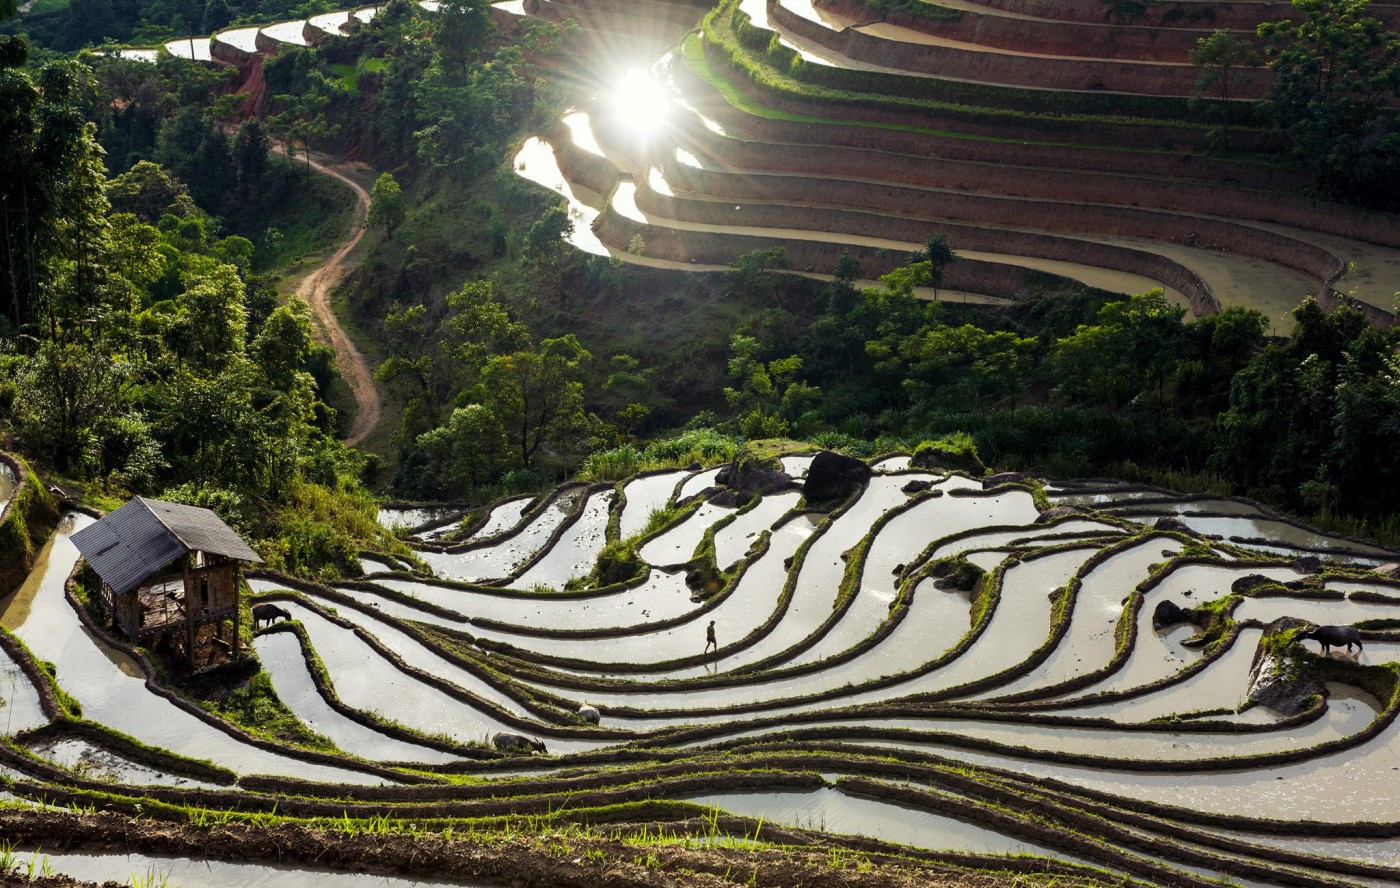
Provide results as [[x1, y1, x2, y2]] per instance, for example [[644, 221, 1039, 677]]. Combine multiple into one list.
[[71, 498, 263, 667]]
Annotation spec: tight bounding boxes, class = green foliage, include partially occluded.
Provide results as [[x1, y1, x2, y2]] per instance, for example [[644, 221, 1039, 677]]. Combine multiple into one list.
[[1258, 0, 1400, 204], [368, 172, 406, 235], [592, 537, 646, 586], [1210, 298, 1400, 518], [1189, 29, 1262, 147], [912, 433, 985, 475]]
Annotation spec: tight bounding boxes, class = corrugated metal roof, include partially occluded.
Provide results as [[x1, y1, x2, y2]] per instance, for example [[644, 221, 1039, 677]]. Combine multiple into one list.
[[71, 497, 262, 597]]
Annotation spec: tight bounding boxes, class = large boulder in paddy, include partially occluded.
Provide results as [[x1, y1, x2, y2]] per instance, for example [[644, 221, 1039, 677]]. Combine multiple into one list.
[[802, 451, 872, 502]]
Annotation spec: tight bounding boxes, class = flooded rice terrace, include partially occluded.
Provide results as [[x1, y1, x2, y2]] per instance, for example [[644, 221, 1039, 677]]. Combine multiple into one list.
[[6, 452, 1400, 886]]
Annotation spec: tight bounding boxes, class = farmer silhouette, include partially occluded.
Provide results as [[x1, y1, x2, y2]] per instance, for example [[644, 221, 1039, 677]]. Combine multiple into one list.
[[704, 620, 717, 656]]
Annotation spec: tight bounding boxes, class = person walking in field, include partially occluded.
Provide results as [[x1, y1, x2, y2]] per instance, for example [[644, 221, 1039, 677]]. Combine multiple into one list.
[[704, 620, 717, 656]]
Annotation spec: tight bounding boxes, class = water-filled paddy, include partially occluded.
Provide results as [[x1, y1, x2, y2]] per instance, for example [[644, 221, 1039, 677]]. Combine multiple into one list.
[[13, 455, 1400, 881]]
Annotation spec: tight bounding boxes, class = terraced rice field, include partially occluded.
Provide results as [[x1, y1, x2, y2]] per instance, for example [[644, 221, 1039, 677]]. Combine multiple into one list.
[[5, 451, 1400, 885], [510, 0, 1400, 330], [126, 0, 1400, 328]]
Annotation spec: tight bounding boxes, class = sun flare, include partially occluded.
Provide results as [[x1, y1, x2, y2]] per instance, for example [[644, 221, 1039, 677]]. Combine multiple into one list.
[[606, 65, 674, 140]]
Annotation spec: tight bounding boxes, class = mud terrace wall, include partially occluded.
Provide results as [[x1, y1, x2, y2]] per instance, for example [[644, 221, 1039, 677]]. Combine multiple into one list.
[[767, 0, 1235, 97], [815, 0, 1254, 62]]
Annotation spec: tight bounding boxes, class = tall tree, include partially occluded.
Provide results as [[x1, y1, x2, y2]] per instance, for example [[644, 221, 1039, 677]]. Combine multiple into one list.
[[368, 172, 406, 236], [1258, 0, 1400, 203], [1189, 30, 1262, 146]]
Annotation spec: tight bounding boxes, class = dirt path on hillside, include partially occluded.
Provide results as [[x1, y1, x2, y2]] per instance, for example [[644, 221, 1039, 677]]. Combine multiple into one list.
[[276, 146, 382, 446]]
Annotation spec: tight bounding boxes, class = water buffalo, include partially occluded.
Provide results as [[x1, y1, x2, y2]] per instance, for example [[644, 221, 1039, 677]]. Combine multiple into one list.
[[493, 732, 547, 754], [1300, 625, 1364, 656], [252, 603, 292, 630]]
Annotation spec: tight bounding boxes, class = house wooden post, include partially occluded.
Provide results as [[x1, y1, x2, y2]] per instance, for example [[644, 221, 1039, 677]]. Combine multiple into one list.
[[183, 554, 196, 668], [232, 564, 242, 657]]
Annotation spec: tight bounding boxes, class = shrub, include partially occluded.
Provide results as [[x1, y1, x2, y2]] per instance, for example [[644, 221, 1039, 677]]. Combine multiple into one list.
[[912, 433, 985, 475]]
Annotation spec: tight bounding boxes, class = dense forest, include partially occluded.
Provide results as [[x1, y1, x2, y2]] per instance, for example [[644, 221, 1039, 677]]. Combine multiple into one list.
[[2, 0, 1400, 580]]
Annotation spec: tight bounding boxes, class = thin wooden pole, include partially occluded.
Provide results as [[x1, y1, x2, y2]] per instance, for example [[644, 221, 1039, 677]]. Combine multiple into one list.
[[183, 554, 195, 669]]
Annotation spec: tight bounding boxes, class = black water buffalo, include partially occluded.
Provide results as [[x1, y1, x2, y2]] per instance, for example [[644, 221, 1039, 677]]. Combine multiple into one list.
[[493, 732, 547, 754], [252, 603, 292, 630], [1300, 625, 1364, 656]]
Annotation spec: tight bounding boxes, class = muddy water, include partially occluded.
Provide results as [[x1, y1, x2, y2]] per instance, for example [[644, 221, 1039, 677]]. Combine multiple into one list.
[[162, 36, 212, 60], [1236, 596, 1400, 629], [735, 683, 1376, 760], [618, 470, 688, 540], [955, 249, 1182, 300], [1086, 232, 1320, 330], [688, 786, 1072, 858], [1174, 515, 1395, 556], [307, 10, 351, 35], [1056, 565, 1300, 701], [215, 25, 261, 52], [789, 488, 1039, 668], [467, 496, 532, 541], [360, 557, 396, 575], [870, 455, 910, 472], [529, 515, 817, 675], [0, 647, 47, 735], [780, 454, 814, 477], [964, 540, 1183, 701], [417, 492, 579, 582], [512, 138, 610, 255], [1063, 628, 1267, 721], [639, 500, 737, 566], [254, 631, 458, 764], [929, 697, 1400, 823], [514, 490, 614, 589], [592, 543, 1083, 725], [572, 570, 972, 720], [715, 492, 801, 569], [377, 507, 457, 531], [249, 579, 533, 719], [114, 47, 160, 61], [677, 466, 723, 500], [579, 544, 1084, 723], [27, 737, 219, 788], [456, 523, 814, 676], [369, 567, 696, 632], [16, 851, 498, 888], [1108, 498, 1266, 517], [260, 18, 309, 44], [0, 517, 379, 783], [264, 600, 535, 749]]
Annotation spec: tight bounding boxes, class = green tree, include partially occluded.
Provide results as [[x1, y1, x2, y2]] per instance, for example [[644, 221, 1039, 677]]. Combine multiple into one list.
[[723, 334, 820, 437], [432, 0, 495, 75], [1258, 0, 1400, 202], [524, 205, 574, 292], [476, 335, 591, 468], [415, 404, 511, 494], [1189, 30, 1262, 146], [368, 172, 406, 236], [920, 234, 956, 297]]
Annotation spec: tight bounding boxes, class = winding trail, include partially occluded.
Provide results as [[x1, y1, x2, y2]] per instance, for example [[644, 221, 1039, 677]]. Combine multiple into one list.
[[285, 147, 382, 446]]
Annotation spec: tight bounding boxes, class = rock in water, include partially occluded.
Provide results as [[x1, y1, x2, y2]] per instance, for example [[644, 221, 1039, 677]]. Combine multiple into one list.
[[1246, 618, 1325, 716], [1152, 599, 1187, 629], [1035, 505, 1088, 524], [1291, 555, 1323, 574], [1154, 516, 1200, 537], [803, 451, 872, 501], [715, 455, 792, 497]]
